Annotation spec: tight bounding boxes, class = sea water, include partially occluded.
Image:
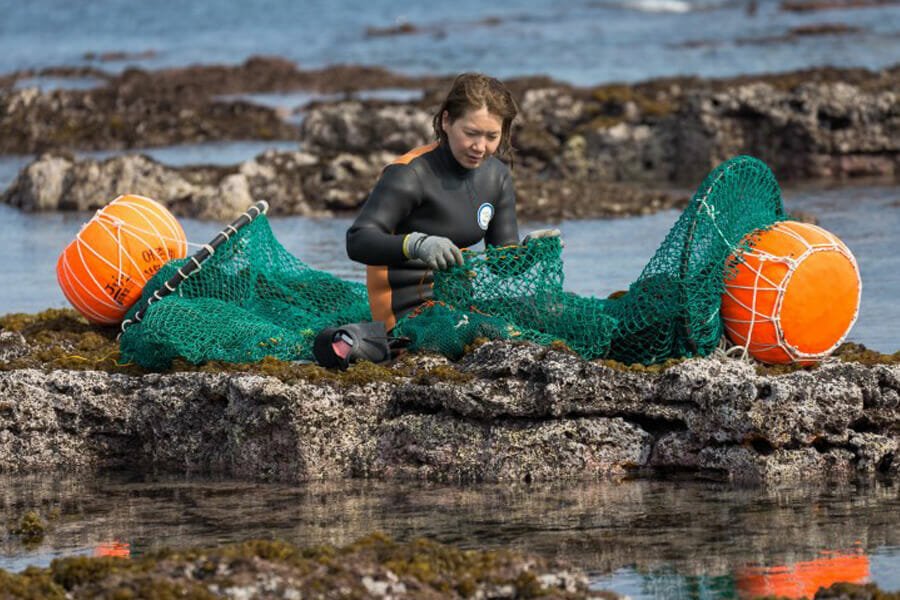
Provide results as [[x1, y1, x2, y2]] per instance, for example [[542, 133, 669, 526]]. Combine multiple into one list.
[[0, 473, 898, 599], [1, 0, 898, 86]]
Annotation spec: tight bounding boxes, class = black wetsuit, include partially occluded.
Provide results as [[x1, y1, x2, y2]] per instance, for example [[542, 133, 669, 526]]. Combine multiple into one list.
[[346, 141, 519, 330]]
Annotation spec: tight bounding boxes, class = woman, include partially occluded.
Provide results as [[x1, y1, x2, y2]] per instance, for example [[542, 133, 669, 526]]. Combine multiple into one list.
[[346, 72, 558, 331]]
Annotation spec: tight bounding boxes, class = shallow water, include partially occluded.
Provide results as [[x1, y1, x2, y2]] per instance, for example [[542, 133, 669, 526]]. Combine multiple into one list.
[[1, 0, 898, 85], [0, 473, 898, 599], [11, 76, 106, 92], [1, 180, 896, 352], [76, 140, 302, 166]]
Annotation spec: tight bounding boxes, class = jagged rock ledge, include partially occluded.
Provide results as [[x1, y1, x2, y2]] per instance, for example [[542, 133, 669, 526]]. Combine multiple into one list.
[[1, 340, 897, 485]]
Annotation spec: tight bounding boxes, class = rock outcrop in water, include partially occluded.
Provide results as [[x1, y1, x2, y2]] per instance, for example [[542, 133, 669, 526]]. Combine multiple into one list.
[[1, 59, 896, 219], [0, 534, 603, 599], [0, 150, 393, 218], [1, 149, 683, 220], [1, 340, 897, 485]]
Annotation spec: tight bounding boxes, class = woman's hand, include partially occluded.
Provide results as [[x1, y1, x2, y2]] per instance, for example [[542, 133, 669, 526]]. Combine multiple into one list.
[[522, 228, 562, 245], [405, 232, 464, 270]]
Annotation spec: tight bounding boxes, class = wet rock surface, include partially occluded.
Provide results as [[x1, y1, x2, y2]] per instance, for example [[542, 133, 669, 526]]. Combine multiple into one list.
[[1, 59, 896, 220], [1, 340, 897, 485]]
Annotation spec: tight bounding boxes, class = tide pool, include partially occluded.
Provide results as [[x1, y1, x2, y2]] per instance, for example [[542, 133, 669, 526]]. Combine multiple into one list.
[[1, 474, 898, 599]]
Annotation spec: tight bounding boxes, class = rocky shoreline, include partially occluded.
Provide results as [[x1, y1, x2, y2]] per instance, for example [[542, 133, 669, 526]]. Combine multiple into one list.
[[1, 308, 897, 485], [2, 59, 897, 220]]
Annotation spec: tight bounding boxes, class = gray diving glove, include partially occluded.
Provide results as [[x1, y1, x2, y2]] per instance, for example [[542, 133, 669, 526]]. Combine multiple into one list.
[[522, 228, 562, 245], [404, 232, 464, 271]]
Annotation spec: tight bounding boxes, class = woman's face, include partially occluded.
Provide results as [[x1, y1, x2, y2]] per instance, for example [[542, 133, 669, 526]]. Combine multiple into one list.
[[441, 106, 503, 169]]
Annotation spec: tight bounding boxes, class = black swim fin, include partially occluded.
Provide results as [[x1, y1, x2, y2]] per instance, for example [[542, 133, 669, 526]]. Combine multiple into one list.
[[313, 321, 411, 370]]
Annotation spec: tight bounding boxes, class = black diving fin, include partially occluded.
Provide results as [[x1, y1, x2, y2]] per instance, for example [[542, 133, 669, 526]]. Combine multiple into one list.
[[313, 321, 411, 370]]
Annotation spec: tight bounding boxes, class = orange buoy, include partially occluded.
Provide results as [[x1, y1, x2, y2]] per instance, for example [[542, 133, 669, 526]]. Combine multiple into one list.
[[56, 194, 188, 325], [721, 221, 861, 365]]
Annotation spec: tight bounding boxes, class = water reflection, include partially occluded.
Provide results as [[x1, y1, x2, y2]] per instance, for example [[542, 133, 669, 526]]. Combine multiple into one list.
[[594, 550, 874, 599], [1, 474, 898, 598], [93, 541, 130, 559], [736, 550, 869, 599]]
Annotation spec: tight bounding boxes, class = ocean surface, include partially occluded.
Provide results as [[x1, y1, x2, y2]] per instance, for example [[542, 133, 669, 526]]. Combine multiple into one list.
[[1, 0, 898, 86]]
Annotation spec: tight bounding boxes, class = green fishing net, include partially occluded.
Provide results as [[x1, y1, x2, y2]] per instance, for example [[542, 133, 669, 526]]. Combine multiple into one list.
[[118, 223, 371, 370], [119, 155, 785, 370]]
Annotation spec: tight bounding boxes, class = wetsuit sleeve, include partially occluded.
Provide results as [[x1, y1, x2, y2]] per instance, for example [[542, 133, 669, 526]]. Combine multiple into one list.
[[484, 170, 519, 247], [346, 164, 422, 265]]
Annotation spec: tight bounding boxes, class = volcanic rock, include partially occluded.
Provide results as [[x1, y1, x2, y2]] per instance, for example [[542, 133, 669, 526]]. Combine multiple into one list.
[[1, 341, 897, 485]]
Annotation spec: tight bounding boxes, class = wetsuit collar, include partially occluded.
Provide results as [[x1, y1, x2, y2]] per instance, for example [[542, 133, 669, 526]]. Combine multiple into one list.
[[437, 141, 474, 178]]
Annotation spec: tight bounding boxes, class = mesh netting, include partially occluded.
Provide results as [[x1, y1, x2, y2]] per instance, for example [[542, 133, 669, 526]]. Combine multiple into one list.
[[119, 155, 785, 369], [119, 218, 371, 370]]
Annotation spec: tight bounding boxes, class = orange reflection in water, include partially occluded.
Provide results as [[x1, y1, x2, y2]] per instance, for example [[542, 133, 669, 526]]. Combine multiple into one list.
[[93, 541, 131, 559], [737, 550, 869, 599]]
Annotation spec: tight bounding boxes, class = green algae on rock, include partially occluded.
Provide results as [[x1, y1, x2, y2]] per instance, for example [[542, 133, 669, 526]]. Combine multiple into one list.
[[814, 581, 900, 599], [0, 309, 408, 386], [0, 310, 552, 386], [2, 309, 898, 381], [7, 511, 47, 545], [0, 309, 129, 374], [0, 534, 605, 599]]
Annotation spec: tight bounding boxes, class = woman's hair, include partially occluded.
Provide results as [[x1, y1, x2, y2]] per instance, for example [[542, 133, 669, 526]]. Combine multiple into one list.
[[432, 72, 519, 161]]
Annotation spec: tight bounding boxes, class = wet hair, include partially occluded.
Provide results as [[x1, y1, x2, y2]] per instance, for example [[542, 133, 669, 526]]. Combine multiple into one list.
[[432, 72, 519, 161]]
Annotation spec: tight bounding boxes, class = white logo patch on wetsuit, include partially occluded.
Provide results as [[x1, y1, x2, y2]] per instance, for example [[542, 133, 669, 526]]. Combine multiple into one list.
[[477, 203, 494, 230]]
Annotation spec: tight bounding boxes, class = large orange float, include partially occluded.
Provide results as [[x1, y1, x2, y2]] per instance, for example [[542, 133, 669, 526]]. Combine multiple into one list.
[[56, 194, 188, 325], [721, 221, 861, 365]]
